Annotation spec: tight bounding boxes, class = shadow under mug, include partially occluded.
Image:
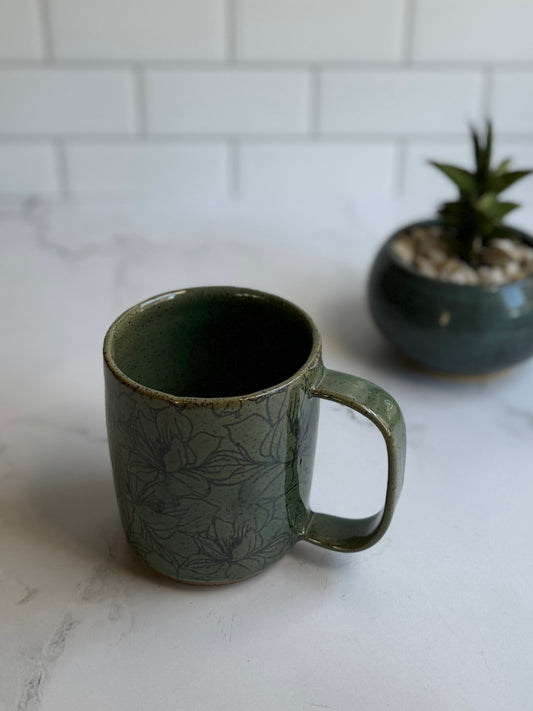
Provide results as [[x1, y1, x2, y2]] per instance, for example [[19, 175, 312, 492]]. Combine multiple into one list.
[[103, 286, 406, 585]]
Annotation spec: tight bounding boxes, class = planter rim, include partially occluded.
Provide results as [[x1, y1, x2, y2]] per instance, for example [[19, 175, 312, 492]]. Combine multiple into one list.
[[384, 219, 533, 292]]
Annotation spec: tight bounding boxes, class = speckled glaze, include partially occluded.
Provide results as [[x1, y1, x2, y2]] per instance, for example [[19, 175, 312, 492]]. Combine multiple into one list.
[[368, 221, 533, 376], [104, 287, 405, 584]]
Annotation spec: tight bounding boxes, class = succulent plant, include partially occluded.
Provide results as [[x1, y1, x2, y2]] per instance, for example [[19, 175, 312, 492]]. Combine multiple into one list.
[[430, 121, 532, 266]]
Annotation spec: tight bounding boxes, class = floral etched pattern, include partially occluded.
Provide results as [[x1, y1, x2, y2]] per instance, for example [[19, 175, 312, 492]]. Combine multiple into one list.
[[105, 367, 319, 583]]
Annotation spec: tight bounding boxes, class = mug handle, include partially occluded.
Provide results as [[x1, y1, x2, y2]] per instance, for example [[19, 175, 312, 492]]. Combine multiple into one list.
[[302, 369, 406, 552]]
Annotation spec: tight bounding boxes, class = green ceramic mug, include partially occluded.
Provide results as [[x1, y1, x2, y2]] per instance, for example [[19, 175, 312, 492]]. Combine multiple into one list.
[[103, 286, 405, 584]]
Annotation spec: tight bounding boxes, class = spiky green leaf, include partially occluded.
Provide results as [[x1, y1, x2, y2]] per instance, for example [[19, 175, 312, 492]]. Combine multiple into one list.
[[477, 192, 518, 220], [439, 200, 465, 212], [430, 162, 477, 196], [471, 121, 492, 187], [490, 224, 522, 242], [470, 124, 482, 176], [429, 121, 530, 265], [484, 120, 493, 176], [489, 169, 533, 193], [494, 158, 512, 176]]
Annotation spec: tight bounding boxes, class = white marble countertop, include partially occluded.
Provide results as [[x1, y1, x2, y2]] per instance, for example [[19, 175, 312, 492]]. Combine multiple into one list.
[[2, 199, 533, 711]]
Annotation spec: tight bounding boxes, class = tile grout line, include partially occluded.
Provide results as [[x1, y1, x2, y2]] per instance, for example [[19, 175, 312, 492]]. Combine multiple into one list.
[[36, 0, 54, 62], [54, 139, 70, 200], [400, 0, 417, 64], [225, 0, 237, 63], [134, 66, 149, 137], [1, 58, 533, 71], [309, 67, 321, 136], [1, 132, 533, 143]]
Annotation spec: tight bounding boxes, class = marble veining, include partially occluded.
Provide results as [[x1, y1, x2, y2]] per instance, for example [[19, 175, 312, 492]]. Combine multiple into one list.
[[16, 613, 79, 711], [16, 587, 39, 606], [505, 405, 533, 428], [2, 200, 533, 711]]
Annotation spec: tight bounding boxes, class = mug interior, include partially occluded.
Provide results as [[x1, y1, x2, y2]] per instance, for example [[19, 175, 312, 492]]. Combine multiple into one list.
[[106, 288, 316, 398]]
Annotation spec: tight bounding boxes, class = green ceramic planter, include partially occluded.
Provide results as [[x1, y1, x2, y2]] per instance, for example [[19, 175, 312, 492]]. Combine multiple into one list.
[[368, 220, 533, 376]]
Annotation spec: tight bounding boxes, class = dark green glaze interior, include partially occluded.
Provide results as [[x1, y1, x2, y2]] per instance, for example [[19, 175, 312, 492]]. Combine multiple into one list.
[[368, 221, 533, 375], [107, 287, 315, 398]]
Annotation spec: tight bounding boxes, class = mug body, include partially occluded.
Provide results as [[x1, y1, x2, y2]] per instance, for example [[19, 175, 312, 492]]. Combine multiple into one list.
[[104, 287, 323, 584]]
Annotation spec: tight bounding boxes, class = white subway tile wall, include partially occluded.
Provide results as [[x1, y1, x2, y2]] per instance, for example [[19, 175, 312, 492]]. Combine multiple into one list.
[[0, 0, 42, 59], [145, 70, 310, 135], [66, 143, 228, 198], [240, 142, 396, 200], [412, 0, 533, 62], [320, 70, 484, 134], [235, 0, 405, 62], [0, 69, 137, 135], [492, 72, 533, 132], [48, 0, 225, 60], [0, 142, 58, 195], [0, 0, 532, 212]]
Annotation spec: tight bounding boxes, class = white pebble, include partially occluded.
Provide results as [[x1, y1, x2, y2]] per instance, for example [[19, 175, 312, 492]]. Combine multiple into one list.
[[393, 236, 415, 264]]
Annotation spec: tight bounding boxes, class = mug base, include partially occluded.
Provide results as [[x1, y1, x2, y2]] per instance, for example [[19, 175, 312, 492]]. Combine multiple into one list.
[[161, 571, 261, 586], [129, 546, 270, 586], [151, 564, 265, 586]]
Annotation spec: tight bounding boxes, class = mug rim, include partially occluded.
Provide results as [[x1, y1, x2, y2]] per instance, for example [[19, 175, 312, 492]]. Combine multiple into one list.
[[103, 286, 322, 405]]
